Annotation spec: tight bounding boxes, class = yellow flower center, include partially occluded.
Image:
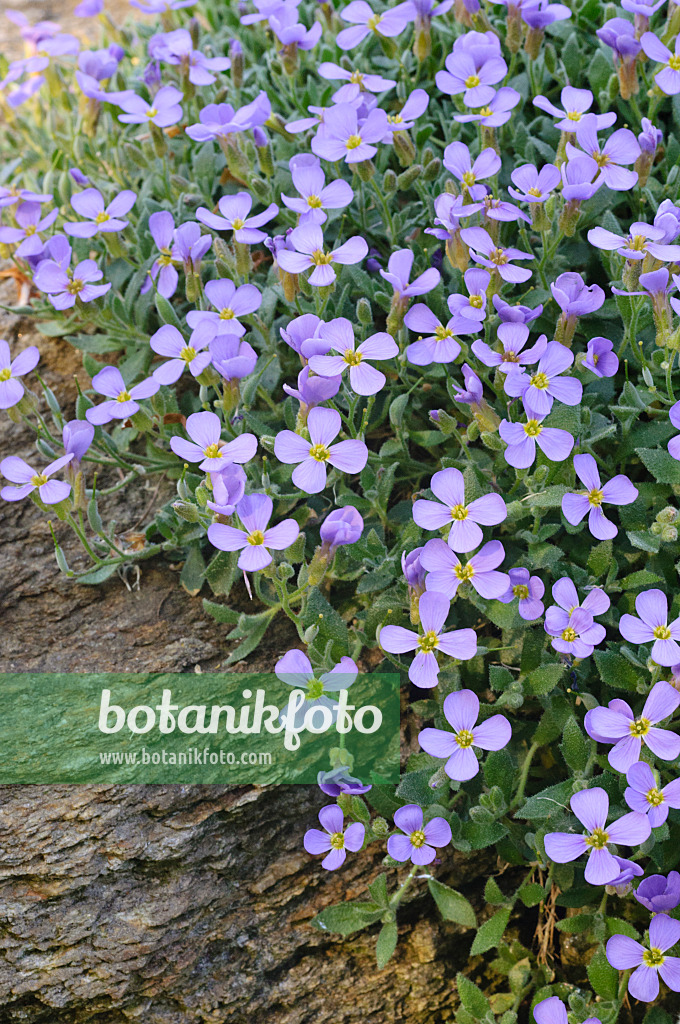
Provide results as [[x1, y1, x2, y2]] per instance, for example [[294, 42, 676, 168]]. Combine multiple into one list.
[[566, 110, 581, 121], [387, 113, 403, 124], [654, 625, 672, 640], [513, 583, 529, 599], [528, 186, 543, 197], [469, 294, 484, 308], [24, 224, 37, 235], [479, 106, 493, 117], [349, 70, 364, 84], [146, 107, 158, 119], [435, 325, 453, 340], [462, 170, 477, 187], [592, 353, 599, 365], [523, 419, 543, 437], [311, 249, 334, 265], [231, 218, 245, 230], [450, 504, 468, 520], [630, 716, 651, 737], [593, 150, 611, 167], [329, 831, 345, 849], [669, 55, 680, 70], [454, 562, 475, 582], [489, 247, 508, 265], [307, 678, 324, 699], [95, 211, 110, 224], [585, 827, 609, 850], [530, 371, 550, 390], [307, 194, 323, 208], [344, 348, 363, 366], [203, 442, 222, 459], [456, 728, 474, 748], [30, 473, 48, 486], [67, 279, 84, 295], [346, 134, 363, 150], [0, 368, 11, 382], [247, 529, 265, 546], [179, 346, 197, 363], [503, 350, 519, 362], [418, 630, 439, 653], [646, 787, 665, 807], [561, 627, 577, 642], [588, 488, 604, 506], [643, 947, 666, 968], [159, 251, 174, 265], [367, 13, 381, 28], [465, 74, 480, 88], [219, 308, 235, 319], [309, 443, 331, 462], [116, 390, 131, 403], [629, 234, 647, 251], [410, 829, 426, 847]]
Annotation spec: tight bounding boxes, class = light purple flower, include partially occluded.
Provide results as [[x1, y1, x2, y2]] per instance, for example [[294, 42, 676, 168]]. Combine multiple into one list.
[[452, 363, 484, 406], [0, 202, 57, 257], [187, 279, 261, 337], [533, 997, 599, 1024], [274, 406, 367, 493], [206, 463, 246, 516], [171, 222, 212, 278], [33, 254, 111, 310], [276, 649, 358, 728], [320, 506, 364, 548], [669, 399, 680, 462], [447, 269, 490, 324], [130, 0, 194, 10], [504, 341, 582, 416], [142, 211, 178, 298], [312, 103, 389, 163], [597, 18, 641, 63], [418, 689, 511, 781], [209, 336, 258, 381], [170, 411, 257, 471], [560, 155, 601, 202], [624, 761, 680, 827], [403, 306, 462, 366], [533, 86, 616, 131], [0, 453, 73, 504], [197, 192, 278, 244], [303, 805, 365, 870], [85, 367, 159, 425], [276, 223, 367, 287], [634, 872, 680, 913], [498, 568, 545, 620], [500, 411, 574, 469], [387, 804, 452, 865], [436, 45, 507, 107], [317, 767, 371, 797], [568, 115, 640, 191], [544, 787, 651, 885], [588, 221, 680, 262], [421, 538, 510, 600], [384, 89, 430, 136], [0, 185, 52, 209], [639, 117, 663, 155], [280, 313, 326, 359], [443, 143, 500, 200], [74, 0, 104, 15], [116, 85, 183, 127], [0, 340, 39, 409], [185, 93, 271, 142], [148, 29, 231, 86], [283, 366, 341, 413], [641, 32, 680, 96], [281, 155, 353, 225], [62, 419, 94, 467], [544, 577, 608, 658], [316, 63, 395, 103], [64, 188, 135, 238], [308, 317, 396, 393], [472, 323, 547, 374], [620, 590, 680, 667], [426, 193, 482, 245], [208, 493, 299, 571], [655, 199, 680, 243], [607, 914, 680, 1002], [380, 590, 477, 688], [508, 163, 560, 204], [583, 337, 618, 378], [150, 324, 213, 385], [413, 467, 506, 552], [460, 226, 534, 283], [585, 681, 680, 772], [562, 454, 638, 540], [379, 249, 441, 299], [551, 272, 605, 316], [454, 87, 520, 128], [336, 0, 412, 49], [493, 295, 543, 324]]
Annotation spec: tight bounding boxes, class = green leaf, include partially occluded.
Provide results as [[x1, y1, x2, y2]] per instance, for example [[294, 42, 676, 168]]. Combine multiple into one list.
[[588, 539, 613, 578], [463, 820, 508, 849], [635, 448, 680, 485], [524, 486, 568, 508], [525, 663, 565, 696], [311, 901, 383, 935], [470, 907, 511, 955], [556, 913, 595, 935], [620, 569, 663, 590], [428, 879, 477, 928], [155, 293, 185, 332], [303, 587, 349, 656], [484, 877, 505, 905], [376, 921, 398, 969], [224, 608, 278, 665], [368, 874, 388, 908], [204, 549, 239, 598], [518, 882, 546, 907], [588, 945, 619, 1000], [76, 563, 118, 585], [593, 649, 642, 691], [180, 542, 205, 596], [516, 780, 574, 820], [202, 598, 240, 624], [560, 716, 588, 772], [605, 917, 639, 939], [456, 973, 491, 1019]]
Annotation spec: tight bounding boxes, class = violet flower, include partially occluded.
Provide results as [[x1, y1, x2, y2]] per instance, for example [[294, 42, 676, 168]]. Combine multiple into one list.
[[560, 155, 601, 203], [544, 786, 651, 885], [317, 767, 371, 797], [206, 464, 246, 516], [283, 366, 341, 415], [380, 590, 478, 688], [336, 0, 412, 49], [142, 211, 178, 297], [208, 494, 299, 571], [387, 804, 452, 865], [33, 252, 111, 310], [276, 649, 358, 729], [544, 577, 608, 658], [170, 411, 257, 470], [311, 103, 389, 163], [447, 268, 490, 323], [567, 115, 640, 191], [624, 761, 680, 827], [533, 997, 599, 1024], [0, 186, 52, 209], [379, 249, 441, 300], [533, 86, 616, 130], [274, 406, 368, 493], [384, 89, 430, 136], [493, 295, 543, 324], [454, 87, 521, 128], [0, 202, 58, 257], [62, 420, 94, 468], [197, 192, 278, 244], [403, 306, 462, 366], [583, 337, 619, 378], [281, 155, 353, 224], [308, 318, 397, 394], [320, 506, 364, 548], [562, 454, 638, 540], [172, 222, 211, 279], [316, 63, 395, 103], [0, 340, 39, 408], [421, 538, 510, 600], [498, 568, 545, 620], [418, 688, 511, 781], [64, 188, 135, 238], [634, 872, 680, 913], [641, 33, 680, 95], [276, 223, 368, 286], [503, 341, 582, 416], [460, 226, 534, 283], [585, 681, 680, 771], [210, 336, 258, 381], [436, 44, 507, 107], [413, 467, 507, 553], [148, 29, 231, 86], [443, 143, 500, 200], [669, 400, 680, 462], [620, 590, 680, 667], [280, 313, 326, 359], [0, 453, 73, 504], [607, 914, 680, 1002], [654, 199, 680, 243], [508, 163, 560, 204], [472, 323, 547, 374], [185, 93, 271, 142], [451, 363, 484, 407], [588, 221, 680, 262], [150, 324, 213, 385], [85, 367, 159, 425], [551, 272, 605, 317], [303, 805, 365, 870], [116, 85, 183, 127], [499, 411, 574, 469], [187, 278, 261, 337]]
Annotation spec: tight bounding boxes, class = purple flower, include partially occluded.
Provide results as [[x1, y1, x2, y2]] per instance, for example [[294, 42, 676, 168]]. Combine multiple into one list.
[[311, 103, 389, 163], [639, 117, 663, 155], [413, 467, 507, 553], [522, 0, 570, 28], [551, 272, 605, 316], [280, 313, 326, 359], [0, 340, 39, 408], [116, 85, 183, 127], [533, 997, 599, 1024], [130, 0, 194, 10], [0, 453, 73, 505], [33, 252, 111, 310], [421, 538, 510, 600], [379, 249, 441, 299], [452, 363, 484, 406], [148, 29, 231, 86], [64, 188, 135, 238], [588, 221, 680, 262], [436, 44, 507, 107], [654, 199, 680, 243], [443, 143, 500, 200], [583, 337, 618, 378], [308, 317, 397, 393], [448, 269, 490, 323], [303, 805, 364, 870], [427, 193, 482, 246], [209, 336, 258, 382], [142, 211, 178, 297], [533, 86, 616, 130], [544, 577, 608, 658], [384, 89, 430, 136], [0, 202, 57, 257], [283, 366, 341, 414], [276, 223, 367, 287], [197, 192, 278, 244], [85, 367, 160, 425], [597, 18, 641, 62], [634, 872, 680, 913], [418, 688, 511, 781], [185, 93, 271, 142], [403, 305, 462, 366], [0, 185, 52, 209], [624, 761, 680, 827], [274, 406, 368, 493], [187, 279, 261, 338], [206, 464, 246, 516], [585, 681, 680, 772], [607, 914, 680, 1002], [380, 590, 477, 688], [560, 155, 601, 202], [508, 163, 560, 204], [544, 787, 651, 885], [62, 419, 94, 467], [460, 227, 534, 283], [504, 341, 582, 416], [316, 63, 395, 103], [498, 568, 545, 620], [562, 454, 638, 540], [620, 590, 680, 667], [150, 324, 213, 385], [642, 32, 680, 95], [170, 411, 257, 471], [500, 411, 574, 468], [336, 0, 412, 49], [387, 804, 452, 865], [171, 222, 211, 277], [454, 87, 520, 128], [268, 7, 322, 49], [276, 649, 358, 728], [320, 506, 364, 548], [568, 115, 641, 191], [669, 400, 680, 462], [74, 0, 103, 15], [281, 155, 353, 225], [472, 323, 547, 374], [208, 493, 299, 571], [493, 295, 543, 324], [317, 767, 371, 797]]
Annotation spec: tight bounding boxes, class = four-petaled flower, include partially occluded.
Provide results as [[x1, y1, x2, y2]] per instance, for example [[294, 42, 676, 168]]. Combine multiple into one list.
[[624, 761, 680, 827], [170, 410, 257, 471], [1, 453, 73, 504], [197, 192, 279, 244], [607, 914, 680, 1002], [0, 339, 39, 409], [504, 341, 582, 416], [274, 406, 368, 493], [421, 538, 510, 600], [380, 590, 477, 688], [460, 226, 534, 283], [418, 689, 512, 781], [620, 589, 680, 666], [86, 366, 159, 425], [64, 188, 136, 238], [207, 493, 300, 571], [413, 467, 507, 552], [562, 454, 638, 539], [308, 317, 397, 393], [499, 411, 574, 468], [584, 680, 680, 771], [387, 804, 452, 865], [276, 223, 368, 287], [303, 805, 365, 871], [498, 567, 545, 620]]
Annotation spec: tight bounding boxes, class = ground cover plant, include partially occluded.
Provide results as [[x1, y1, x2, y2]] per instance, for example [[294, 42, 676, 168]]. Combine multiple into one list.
[[3, 0, 680, 1017]]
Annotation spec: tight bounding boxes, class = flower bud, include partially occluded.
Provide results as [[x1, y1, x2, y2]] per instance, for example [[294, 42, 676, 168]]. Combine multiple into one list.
[[662, 525, 678, 542], [383, 169, 397, 194], [173, 500, 200, 522], [423, 158, 441, 181], [657, 506, 678, 523], [393, 130, 416, 167], [397, 164, 422, 190], [372, 816, 389, 837], [356, 297, 373, 325]]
